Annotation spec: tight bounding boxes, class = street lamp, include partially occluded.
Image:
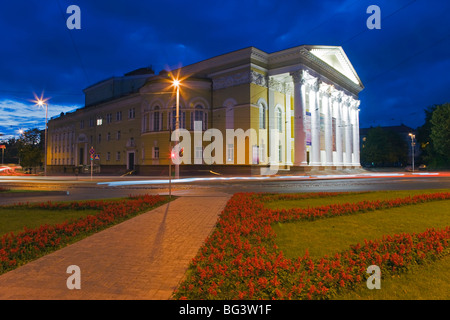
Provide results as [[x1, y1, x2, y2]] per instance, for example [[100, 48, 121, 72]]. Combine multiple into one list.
[[409, 133, 415, 173], [172, 78, 180, 179], [32, 93, 49, 176]]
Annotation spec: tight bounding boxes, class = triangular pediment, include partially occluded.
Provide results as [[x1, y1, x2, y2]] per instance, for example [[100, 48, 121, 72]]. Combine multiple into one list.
[[307, 46, 361, 86]]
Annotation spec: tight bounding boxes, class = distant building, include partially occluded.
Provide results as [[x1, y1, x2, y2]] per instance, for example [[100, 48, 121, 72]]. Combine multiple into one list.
[[47, 45, 364, 175]]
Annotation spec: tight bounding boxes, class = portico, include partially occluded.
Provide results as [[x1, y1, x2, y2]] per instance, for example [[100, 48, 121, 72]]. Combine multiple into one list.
[[263, 45, 364, 170]]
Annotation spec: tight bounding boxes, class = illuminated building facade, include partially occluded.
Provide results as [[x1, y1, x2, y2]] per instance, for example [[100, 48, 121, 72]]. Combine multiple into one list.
[[48, 45, 364, 175]]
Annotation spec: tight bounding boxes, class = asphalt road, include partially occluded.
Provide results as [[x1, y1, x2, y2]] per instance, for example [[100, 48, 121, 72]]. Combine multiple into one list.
[[0, 173, 449, 205]]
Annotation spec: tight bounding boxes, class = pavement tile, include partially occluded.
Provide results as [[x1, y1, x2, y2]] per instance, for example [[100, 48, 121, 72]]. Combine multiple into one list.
[[0, 195, 230, 300]]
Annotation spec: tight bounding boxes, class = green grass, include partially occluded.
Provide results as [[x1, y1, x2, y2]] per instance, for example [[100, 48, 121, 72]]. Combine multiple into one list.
[[333, 255, 450, 300], [0, 196, 174, 237], [0, 207, 101, 236], [265, 189, 450, 211], [269, 189, 450, 300], [272, 200, 450, 260]]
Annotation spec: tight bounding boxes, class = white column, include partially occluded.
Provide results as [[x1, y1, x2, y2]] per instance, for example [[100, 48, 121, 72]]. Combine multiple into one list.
[[334, 93, 343, 166], [310, 78, 321, 166], [344, 99, 352, 166], [268, 85, 276, 165], [285, 93, 292, 165], [352, 100, 361, 166], [323, 88, 333, 166], [291, 70, 307, 166]]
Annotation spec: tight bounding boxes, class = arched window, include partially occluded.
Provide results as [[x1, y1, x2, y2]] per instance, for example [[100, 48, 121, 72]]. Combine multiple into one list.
[[259, 103, 267, 129], [170, 107, 186, 130], [275, 107, 282, 133], [153, 106, 160, 132], [192, 105, 207, 130], [195, 105, 203, 122]]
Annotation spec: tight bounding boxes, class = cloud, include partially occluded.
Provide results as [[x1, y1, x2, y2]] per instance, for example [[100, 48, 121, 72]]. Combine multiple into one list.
[[0, 99, 79, 138], [0, 0, 448, 133]]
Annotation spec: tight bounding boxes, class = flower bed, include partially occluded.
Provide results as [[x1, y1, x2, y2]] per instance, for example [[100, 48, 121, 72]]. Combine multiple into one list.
[[0, 194, 167, 274], [173, 191, 450, 300]]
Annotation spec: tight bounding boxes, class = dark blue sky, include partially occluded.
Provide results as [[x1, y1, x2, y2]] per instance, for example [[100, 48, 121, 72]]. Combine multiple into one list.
[[1, 0, 449, 139]]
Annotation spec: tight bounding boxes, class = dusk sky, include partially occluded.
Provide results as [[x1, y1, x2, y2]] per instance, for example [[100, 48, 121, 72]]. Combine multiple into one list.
[[1, 0, 449, 139]]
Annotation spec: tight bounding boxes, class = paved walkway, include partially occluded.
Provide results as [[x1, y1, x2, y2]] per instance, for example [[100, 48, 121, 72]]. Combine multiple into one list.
[[0, 194, 231, 300]]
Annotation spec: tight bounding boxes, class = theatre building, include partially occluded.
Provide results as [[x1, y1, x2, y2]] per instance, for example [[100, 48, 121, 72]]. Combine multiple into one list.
[[47, 44, 364, 175]]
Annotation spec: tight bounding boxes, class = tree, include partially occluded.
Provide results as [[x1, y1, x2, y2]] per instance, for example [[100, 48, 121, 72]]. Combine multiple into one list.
[[416, 105, 436, 166], [18, 128, 43, 168], [430, 103, 450, 162], [417, 103, 450, 168], [361, 126, 408, 167]]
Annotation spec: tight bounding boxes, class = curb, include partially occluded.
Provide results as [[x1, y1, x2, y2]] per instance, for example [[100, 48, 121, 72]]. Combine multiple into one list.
[[0, 191, 69, 198]]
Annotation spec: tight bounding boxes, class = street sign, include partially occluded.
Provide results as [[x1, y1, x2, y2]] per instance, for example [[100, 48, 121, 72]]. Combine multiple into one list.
[[94, 154, 100, 160], [89, 146, 95, 155], [0, 145, 5, 149]]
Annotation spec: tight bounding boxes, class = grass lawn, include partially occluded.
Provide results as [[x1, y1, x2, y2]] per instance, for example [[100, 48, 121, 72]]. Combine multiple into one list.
[[270, 189, 450, 299], [265, 189, 450, 210], [272, 200, 450, 260], [0, 207, 100, 236], [333, 254, 450, 300]]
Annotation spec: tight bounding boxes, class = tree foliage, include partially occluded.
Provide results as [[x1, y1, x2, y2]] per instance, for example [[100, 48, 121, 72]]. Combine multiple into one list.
[[430, 103, 450, 160], [417, 103, 450, 168], [360, 126, 408, 167], [17, 128, 43, 168]]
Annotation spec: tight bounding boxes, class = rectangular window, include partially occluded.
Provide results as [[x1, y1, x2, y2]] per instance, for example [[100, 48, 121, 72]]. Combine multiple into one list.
[[97, 118, 102, 126], [116, 111, 122, 121], [89, 118, 94, 127], [106, 113, 112, 123], [152, 147, 159, 159], [80, 120, 84, 129], [107, 132, 111, 141], [117, 130, 121, 140], [106, 152, 111, 161], [153, 111, 160, 131], [129, 108, 135, 119], [98, 134, 101, 143], [116, 151, 121, 161]]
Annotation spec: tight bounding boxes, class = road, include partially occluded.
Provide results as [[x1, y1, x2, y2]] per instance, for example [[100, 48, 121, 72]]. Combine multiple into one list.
[[0, 172, 449, 205]]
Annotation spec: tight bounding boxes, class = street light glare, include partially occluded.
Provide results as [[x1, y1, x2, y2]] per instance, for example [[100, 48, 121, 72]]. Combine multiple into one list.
[[173, 79, 180, 87], [31, 92, 50, 108]]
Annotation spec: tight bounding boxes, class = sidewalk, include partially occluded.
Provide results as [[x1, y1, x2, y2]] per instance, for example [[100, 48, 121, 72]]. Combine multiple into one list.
[[0, 194, 231, 300]]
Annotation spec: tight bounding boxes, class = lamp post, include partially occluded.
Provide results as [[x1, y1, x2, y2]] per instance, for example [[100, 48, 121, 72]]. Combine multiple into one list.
[[33, 94, 49, 176], [409, 133, 415, 173], [173, 79, 180, 179]]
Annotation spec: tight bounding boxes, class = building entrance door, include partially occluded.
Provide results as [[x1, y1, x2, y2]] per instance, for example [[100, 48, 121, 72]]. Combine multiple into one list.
[[79, 147, 84, 165], [128, 152, 135, 171]]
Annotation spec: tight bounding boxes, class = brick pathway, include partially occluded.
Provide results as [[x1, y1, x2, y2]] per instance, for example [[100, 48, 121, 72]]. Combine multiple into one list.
[[0, 194, 230, 300]]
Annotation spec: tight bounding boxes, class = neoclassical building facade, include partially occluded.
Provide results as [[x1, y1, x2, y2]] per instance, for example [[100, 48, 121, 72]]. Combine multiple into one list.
[[47, 45, 364, 175]]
